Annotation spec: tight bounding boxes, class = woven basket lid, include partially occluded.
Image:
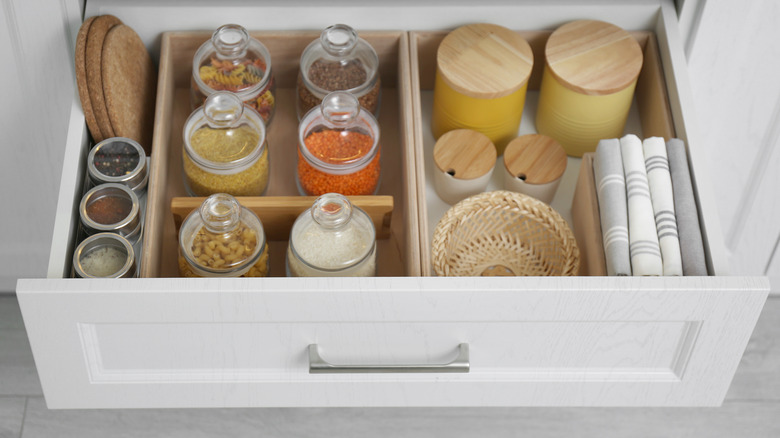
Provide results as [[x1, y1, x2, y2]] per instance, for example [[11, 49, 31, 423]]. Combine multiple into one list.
[[434, 129, 497, 180], [437, 23, 534, 99], [503, 134, 567, 184], [545, 20, 643, 96]]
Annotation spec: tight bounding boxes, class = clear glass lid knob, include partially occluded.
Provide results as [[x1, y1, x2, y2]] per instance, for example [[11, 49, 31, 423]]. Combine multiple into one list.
[[199, 193, 241, 234], [212, 24, 250, 58], [311, 193, 353, 230], [203, 91, 244, 128], [321, 91, 360, 126], [320, 24, 358, 57]]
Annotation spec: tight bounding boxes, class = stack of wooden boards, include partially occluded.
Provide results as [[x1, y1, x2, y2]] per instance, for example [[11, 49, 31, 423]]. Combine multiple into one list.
[[75, 15, 156, 153]]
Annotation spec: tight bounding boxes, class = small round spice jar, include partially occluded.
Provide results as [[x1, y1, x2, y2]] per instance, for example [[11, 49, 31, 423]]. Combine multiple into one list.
[[432, 23, 533, 154], [287, 193, 376, 277], [297, 91, 381, 196], [73, 232, 136, 278], [433, 129, 497, 205], [79, 183, 142, 244], [297, 24, 381, 119], [191, 24, 276, 124], [183, 91, 270, 197], [178, 193, 269, 278], [502, 134, 567, 204], [88, 137, 148, 194], [535, 20, 643, 157]]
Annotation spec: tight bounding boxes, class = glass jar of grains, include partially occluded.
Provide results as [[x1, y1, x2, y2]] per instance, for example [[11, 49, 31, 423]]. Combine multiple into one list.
[[191, 23, 276, 124], [297, 24, 381, 119], [183, 91, 270, 197], [297, 91, 380, 196], [178, 193, 269, 278], [287, 193, 376, 277]]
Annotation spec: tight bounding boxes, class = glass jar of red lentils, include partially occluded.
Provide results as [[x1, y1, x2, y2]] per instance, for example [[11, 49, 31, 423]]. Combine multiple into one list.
[[191, 24, 276, 124], [178, 193, 269, 277], [297, 91, 381, 196]]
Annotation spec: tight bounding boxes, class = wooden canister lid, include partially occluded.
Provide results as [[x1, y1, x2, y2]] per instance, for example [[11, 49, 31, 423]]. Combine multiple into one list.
[[434, 129, 497, 179], [503, 134, 566, 184], [437, 23, 534, 99], [545, 20, 643, 96]]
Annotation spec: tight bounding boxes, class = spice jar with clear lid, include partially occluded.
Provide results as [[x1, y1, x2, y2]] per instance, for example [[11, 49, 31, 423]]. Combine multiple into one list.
[[297, 91, 380, 196], [79, 183, 142, 244], [88, 137, 148, 194], [191, 24, 276, 124], [73, 232, 136, 278], [297, 24, 381, 119], [178, 193, 269, 278], [287, 193, 376, 277], [183, 91, 270, 197]]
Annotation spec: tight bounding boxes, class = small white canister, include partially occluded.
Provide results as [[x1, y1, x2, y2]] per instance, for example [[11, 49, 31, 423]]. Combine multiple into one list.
[[433, 129, 496, 205], [503, 134, 567, 204]]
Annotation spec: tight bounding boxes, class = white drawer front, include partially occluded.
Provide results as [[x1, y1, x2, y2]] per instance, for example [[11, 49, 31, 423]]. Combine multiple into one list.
[[17, 277, 768, 408]]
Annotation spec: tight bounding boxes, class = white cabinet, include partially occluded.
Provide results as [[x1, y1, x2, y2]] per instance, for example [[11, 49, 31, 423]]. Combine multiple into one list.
[[15, 0, 769, 409]]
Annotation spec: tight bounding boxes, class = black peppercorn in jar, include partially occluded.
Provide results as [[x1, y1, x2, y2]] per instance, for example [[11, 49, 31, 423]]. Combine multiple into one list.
[[297, 24, 381, 119], [191, 24, 276, 124], [88, 137, 148, 194]]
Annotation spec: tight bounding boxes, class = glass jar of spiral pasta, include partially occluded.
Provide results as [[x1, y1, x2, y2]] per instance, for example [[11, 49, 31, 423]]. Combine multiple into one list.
[[287, 193, 376, 277], [297, 24, 381, 119], [178, 193, 269, 278], [191, 24, 276, 124], [183, 91, 270, 197]]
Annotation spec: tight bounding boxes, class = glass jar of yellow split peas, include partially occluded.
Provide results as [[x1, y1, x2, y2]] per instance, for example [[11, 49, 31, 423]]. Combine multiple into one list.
[[182, 91, 269, 197], [191, 23, 276, 124], [178, 193, 269, 278]]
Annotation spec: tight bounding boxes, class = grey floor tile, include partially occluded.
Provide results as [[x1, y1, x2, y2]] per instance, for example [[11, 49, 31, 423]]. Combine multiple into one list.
[[0, 297, 42, 397], [0, 397, 25, 438], [727, 297, 780, 401], [19, 399, 780, 438]]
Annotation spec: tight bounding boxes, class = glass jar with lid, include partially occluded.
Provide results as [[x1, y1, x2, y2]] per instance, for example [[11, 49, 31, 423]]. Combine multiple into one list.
[[178, 193, 269, 278], [297, 91, 380, 196], [191, 24, 276, 124], [73, 233, 136, 278], [297, 24, 381, 119], [183, 91, 270, 197], [287, 193, 376, 277]]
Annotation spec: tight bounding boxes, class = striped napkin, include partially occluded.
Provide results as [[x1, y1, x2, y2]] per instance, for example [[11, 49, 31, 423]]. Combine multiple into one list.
[[666, 138, 708, 275], [594, 139, 631, 276], [621, 134, 663, 276], [643, 137, 682, 276]]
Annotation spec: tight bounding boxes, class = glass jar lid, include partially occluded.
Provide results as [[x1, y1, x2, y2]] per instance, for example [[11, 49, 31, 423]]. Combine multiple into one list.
[[88, 137, 148, 192], [289, 193, 376, 271], [299, 24, 379, 98], [192, 24, 273, 98], [299, 91, 380, 174], [179, 193, 266, 277], [183, 91, 266, 173]]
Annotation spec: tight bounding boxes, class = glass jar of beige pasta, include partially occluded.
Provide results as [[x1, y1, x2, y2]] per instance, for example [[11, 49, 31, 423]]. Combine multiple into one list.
[[183, 91, 269, 197], [178, 193, 269, 277]]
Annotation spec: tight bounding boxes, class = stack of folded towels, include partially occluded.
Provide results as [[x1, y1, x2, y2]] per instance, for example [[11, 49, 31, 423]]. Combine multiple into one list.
[[593, 134, 708, 276]]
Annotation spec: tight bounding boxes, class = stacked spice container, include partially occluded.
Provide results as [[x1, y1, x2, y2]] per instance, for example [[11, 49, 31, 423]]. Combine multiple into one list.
[[297, 91, 381, 196]]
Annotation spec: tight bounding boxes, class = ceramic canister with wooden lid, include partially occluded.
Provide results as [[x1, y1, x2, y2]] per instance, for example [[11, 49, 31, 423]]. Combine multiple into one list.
[[432, 23, 534, 154], [433, 129, 497, 205], [503, 134, 567, 204], [536, 20, 643, 157]]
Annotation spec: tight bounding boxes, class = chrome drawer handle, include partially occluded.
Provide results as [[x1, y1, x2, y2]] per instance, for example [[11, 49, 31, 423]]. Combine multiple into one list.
[[308, 343, 470, 374]]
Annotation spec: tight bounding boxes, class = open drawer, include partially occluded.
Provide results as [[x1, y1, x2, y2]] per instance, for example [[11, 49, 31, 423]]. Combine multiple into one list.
[[16, 1, 768, 408]]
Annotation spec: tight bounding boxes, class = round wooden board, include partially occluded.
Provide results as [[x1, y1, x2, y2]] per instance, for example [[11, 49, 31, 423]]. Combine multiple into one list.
[[75, 16, 103, 142], [102, 24, 157, 153], [85, 14, 122, 139]]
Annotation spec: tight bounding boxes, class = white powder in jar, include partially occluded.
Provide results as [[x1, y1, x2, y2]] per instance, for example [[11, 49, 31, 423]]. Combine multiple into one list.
[[80, 245, 128, 277], [288, 226, 376, 277]]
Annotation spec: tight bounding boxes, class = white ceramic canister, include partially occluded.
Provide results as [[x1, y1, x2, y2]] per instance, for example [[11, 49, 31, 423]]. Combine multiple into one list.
[[502, 134, 567, 204], [433, 129, 497, 205]]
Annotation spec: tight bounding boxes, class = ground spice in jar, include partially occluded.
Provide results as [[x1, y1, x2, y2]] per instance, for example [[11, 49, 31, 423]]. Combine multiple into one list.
[[85, 195, 132, 225], [80, 245, 128, 277], [298, 59, 381, 116], [93, 142, 140, 177], [298, 129, 380, 196]]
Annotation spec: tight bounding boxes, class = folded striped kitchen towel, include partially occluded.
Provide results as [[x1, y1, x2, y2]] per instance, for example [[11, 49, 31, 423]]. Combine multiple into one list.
[[666, 138, 708, 275], [643, 137, 682, 276], [621, 134, 663, 276], [594, 139, 631, 276]]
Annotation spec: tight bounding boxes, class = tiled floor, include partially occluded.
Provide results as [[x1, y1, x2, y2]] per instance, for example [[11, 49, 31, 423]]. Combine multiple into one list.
[[2, 295, 779, 438]]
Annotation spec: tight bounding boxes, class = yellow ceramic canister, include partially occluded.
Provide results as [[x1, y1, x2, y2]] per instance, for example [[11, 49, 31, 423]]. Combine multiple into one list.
[[536, 20, 643, 157], [432, 23, 534, 154]]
